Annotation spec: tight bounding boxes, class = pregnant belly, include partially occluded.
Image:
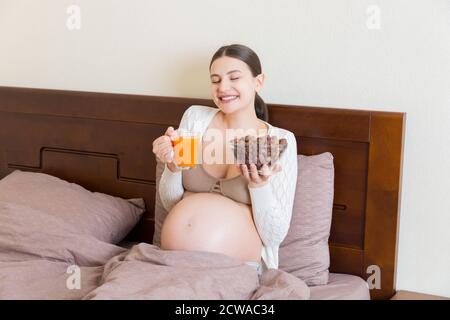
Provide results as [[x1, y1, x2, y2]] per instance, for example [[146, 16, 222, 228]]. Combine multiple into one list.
[[160, 191, 263, 263]]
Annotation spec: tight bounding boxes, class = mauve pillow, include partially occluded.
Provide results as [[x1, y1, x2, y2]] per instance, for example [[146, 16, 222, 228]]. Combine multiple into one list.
[[0, 200, 126, 266], [279, 152, 335, 286], [0, 170, 145, 244]]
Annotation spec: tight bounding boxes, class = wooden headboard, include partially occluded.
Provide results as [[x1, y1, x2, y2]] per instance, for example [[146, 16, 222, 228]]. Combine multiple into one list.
[[0, 86, 405, 300]]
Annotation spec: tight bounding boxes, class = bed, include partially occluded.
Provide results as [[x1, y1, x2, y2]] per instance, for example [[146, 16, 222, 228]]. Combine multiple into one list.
[[0, 86, 405, 300]]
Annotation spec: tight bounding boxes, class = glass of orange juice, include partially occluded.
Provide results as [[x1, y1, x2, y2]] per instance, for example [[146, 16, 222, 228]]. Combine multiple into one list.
[[171, 128, 201, 170]]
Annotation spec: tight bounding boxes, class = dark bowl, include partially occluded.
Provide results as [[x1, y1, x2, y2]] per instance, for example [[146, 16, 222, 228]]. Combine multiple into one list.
[[229, 135, 288, 172]]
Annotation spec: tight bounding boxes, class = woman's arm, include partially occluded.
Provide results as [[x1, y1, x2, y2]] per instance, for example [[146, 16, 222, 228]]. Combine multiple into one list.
[[158, 106, 195, 212], [248, 132, 298, 247], [158, 164, 184, 212]]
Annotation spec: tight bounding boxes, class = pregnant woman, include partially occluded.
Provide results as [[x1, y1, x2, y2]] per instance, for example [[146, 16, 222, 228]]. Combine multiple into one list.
[[152, 44, 298, 274]]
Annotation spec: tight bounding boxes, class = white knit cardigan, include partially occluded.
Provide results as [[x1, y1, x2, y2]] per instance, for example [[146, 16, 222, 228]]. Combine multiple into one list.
[[158, 105, 298, 271]]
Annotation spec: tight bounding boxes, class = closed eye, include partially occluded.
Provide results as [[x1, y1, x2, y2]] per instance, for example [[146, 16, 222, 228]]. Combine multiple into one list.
[[211, 77, 240, 84]]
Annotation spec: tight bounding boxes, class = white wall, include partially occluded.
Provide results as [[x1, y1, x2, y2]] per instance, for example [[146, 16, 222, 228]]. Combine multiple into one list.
[[1, 0, 449, 297]]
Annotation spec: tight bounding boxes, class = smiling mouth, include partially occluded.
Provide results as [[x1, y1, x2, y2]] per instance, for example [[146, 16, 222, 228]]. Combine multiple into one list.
[[219, 95, 239, 102]]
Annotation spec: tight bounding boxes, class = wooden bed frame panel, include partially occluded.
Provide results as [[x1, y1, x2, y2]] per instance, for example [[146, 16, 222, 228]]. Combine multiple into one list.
[[0, 86, 405, 300]]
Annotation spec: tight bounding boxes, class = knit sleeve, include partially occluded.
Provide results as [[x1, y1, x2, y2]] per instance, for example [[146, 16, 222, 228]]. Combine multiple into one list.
[[248, 131, 298, 247], [158, 164, 184, 212], [158, 106, 195, 212]]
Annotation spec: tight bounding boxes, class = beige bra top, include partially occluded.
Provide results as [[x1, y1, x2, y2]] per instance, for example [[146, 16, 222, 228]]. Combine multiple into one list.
[[181, 105, 273, 205], [182, 165, 252, 205]]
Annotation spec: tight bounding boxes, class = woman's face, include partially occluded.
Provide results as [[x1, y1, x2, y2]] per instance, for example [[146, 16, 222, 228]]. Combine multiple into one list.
[[210, 56, 264, 115]]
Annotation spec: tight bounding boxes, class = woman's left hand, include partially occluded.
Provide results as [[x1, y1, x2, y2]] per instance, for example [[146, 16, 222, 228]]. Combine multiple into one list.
[[239, 163, 282, 189]]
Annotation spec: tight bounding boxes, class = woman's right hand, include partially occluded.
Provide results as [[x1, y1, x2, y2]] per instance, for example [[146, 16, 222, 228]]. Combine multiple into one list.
[[152, 126, 180, 172]]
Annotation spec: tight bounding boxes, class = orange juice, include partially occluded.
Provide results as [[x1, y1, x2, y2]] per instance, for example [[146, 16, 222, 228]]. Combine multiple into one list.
[[171, 135, 200, 169]]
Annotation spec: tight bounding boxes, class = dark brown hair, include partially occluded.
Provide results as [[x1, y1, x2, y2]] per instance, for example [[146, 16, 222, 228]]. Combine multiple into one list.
[[209, 44, 269, 122]]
